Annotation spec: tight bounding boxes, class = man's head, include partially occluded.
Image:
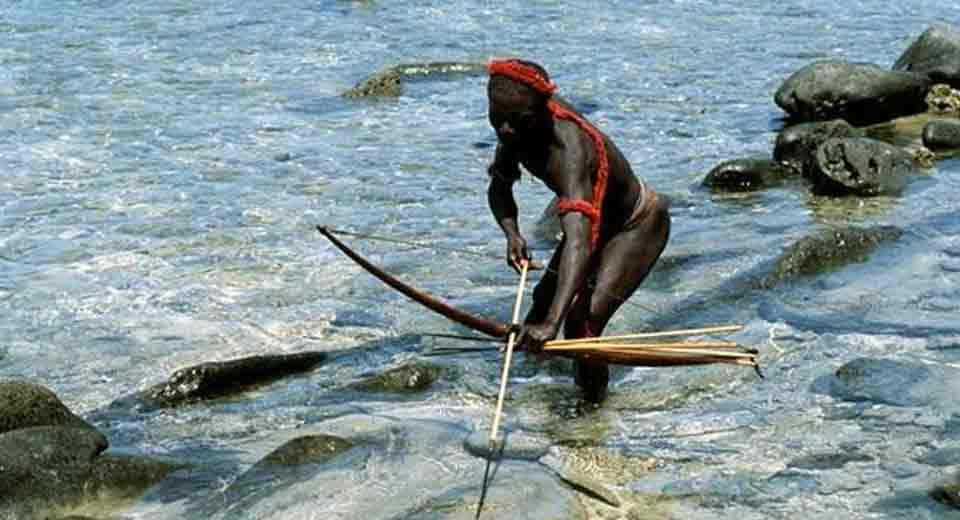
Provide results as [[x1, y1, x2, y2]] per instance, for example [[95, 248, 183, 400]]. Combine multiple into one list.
[[487, 59, 555, 146]]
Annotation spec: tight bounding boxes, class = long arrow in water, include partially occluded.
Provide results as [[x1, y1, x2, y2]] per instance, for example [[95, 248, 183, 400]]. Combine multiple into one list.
[[316, 226, 511, 340]]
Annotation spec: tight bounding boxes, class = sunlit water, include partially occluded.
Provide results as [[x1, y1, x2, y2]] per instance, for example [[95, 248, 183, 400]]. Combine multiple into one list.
[[2, 1, 959, 518]]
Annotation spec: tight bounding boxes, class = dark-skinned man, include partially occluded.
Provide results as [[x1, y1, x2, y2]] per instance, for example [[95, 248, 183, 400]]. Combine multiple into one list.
[[485, 59, 671, 404]]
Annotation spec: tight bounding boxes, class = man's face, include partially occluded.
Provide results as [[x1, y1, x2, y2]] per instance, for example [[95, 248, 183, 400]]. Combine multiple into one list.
[[488, 87, 545, 146]]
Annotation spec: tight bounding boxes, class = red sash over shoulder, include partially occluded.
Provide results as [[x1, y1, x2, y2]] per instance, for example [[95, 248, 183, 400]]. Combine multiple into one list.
[[488, 59, 609, 248]]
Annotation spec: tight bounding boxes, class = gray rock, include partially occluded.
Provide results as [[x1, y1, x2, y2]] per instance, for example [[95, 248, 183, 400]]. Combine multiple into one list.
[[894, 24, 960, 88], [774, 120, 865, 174], [809, 138, 914, 195], [351, 361, 443, 394], [763, 225, 902, 284], [787, 451, 873, 470], [702, 158, 793, 191], [463, 430, 550, 461], [258, 434, 354, 466], [923, 119, 960, 150], [818, 358, 960, 411], [775, 60, 931, 125], [343, 61, 486, 98], [0, 426, 107, 470], [0, 380, 97, 434], [136, 351, 327, 409]]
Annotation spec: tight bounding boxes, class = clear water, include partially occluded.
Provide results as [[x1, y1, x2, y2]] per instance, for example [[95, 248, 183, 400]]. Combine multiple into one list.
[[2, 1, 959, 518]]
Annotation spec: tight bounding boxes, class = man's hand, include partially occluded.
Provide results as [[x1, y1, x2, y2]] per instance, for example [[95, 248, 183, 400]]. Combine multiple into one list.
[[515, 322, 559, 353], [506, 234, 530, 273]]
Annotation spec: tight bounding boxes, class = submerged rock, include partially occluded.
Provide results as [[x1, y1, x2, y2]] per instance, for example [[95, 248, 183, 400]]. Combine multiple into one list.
[[351, 361, 443, 394], [343, 61, 486, 98], [463, 430, 550, 461], [702, 158, 793, 191], [136, 351, 327, 408], [774, 119, 864, 174], [258, 434, 354, 466], [0, 380, 98, 434], [808, 138, 914, 195], [763, 225, 901, 285], [817, 358, 960, 411], [923, 119, 960, 151], [894, 24, 960, 88], [774, 60, 930, 125], [931, 483, 960, 510]]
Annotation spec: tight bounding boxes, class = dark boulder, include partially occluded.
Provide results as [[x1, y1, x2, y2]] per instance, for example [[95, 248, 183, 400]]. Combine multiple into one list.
[[932, 484, 960, 510], [702, 158, 794, 191], [0, 380, 97, 434], [0, 426, 107, 470], [923, 119, 960, 150], [774, 120, 864, 174], [774, 60, 930, 125], [762, 225, 901, 286], [352, 361, 443, 394], [808, 138, 914, 195], [893, 25, 960, 88], [136, 351, 328, 409]]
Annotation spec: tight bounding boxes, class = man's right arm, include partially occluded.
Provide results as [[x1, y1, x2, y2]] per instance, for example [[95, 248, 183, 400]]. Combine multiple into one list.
[[487, 145, 527, 270]]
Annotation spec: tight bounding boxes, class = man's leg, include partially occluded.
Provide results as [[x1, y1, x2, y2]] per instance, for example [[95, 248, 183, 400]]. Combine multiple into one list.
[[567, 197, 671, 404]]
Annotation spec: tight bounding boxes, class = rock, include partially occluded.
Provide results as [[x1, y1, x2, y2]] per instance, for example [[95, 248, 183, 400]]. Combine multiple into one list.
[[701, 158, 793, 191], [84, 454, 178, 500], [931, 484, 960, 509], [818, 358, 960, 411], [351, 361, 443, 394], [137, 351, 327, 408], [808, 138, 914, 195], [926, 83, 960, 114], [763, 225, 902, 284], [0, 426, 107, 470], [916, 447, 960, 467], [774, 60, 930, 125], [923, 119, 960, 150], [258, 434, 354, 466], [343, 61, 486, 98], [463, 430, 550, 461], [893, 24, 960, 88], [0, 380, 97, 434], [774, 120, 864, 174], [787, 451, 873, 470]]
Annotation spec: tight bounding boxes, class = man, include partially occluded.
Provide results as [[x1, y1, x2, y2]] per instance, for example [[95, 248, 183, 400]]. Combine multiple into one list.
[[485, 59, 671, 404]]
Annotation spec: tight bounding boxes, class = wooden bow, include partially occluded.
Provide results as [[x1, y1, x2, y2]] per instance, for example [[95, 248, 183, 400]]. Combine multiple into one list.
[[317, 226, 511, 339]]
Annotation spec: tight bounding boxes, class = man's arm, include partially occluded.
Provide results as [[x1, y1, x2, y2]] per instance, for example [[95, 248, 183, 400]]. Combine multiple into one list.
[[487, 144, 528, 270]]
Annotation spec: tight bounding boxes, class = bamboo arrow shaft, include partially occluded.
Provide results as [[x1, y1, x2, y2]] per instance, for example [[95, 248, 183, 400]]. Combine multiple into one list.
[[489, 261, 528, 445]]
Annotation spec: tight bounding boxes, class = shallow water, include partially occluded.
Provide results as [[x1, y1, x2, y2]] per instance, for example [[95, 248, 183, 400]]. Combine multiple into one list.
[[2, 1, 960, 518]]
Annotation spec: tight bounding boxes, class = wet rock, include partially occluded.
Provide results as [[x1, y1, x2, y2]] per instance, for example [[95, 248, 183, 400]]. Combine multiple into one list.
[[818, 358, 960, 411], [351, 361, 443, 394], [702, 158, 793, 191], [893, 24, 960, 88], [926, 83, 960, 114], [787, 451, 873, 470], [402, 461, 588, 520], [136, 351, 327, 408], [0, 426, 107, 470], [0, 453, 175, 519], [931, 483, 960, 509], [916, 447, 960, 467], [463, 430, 550, 461], [774, 119, 864, 174], [0, 380, 97, 434], [923, 119, 960, 151], [808, 138, 914, 195], [258, 434, 354, 466], [763, 225, 902, 284], [775, 60, 930, 125], [343, 61, 485, 98]]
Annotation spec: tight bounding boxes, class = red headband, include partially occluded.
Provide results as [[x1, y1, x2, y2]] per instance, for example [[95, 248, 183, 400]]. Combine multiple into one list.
[[487, 59, 556, 96]]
